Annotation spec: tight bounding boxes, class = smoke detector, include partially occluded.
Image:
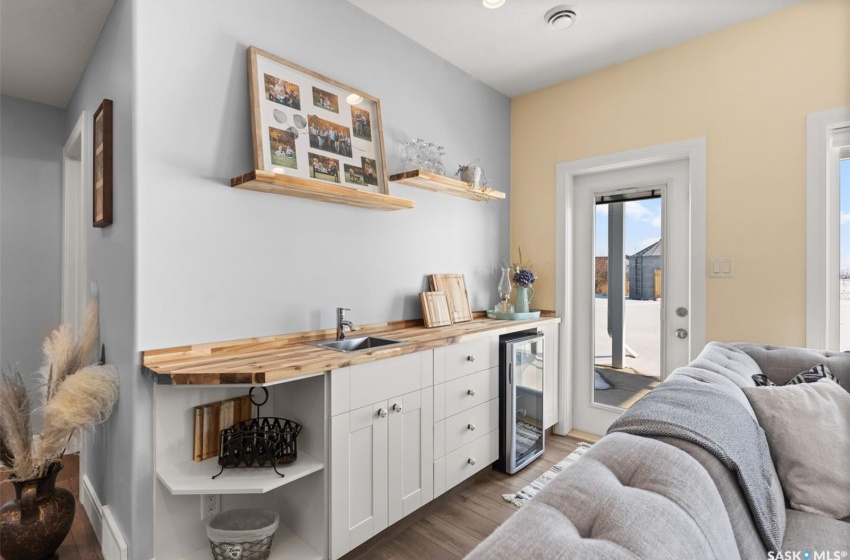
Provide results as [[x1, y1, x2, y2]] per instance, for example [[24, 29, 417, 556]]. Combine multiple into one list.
[[482, 0, 506, 8], [545, 5, 577, 29]]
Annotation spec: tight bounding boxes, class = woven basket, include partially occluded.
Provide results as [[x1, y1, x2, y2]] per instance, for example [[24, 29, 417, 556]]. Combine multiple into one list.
[[206, 509, 278, 560]]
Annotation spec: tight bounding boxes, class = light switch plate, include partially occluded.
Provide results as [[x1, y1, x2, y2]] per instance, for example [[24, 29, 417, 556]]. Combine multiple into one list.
[[709, 258, 735, 278]]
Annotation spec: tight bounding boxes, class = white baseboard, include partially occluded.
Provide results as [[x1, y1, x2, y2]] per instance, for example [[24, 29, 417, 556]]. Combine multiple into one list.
[[81, 475, 128, 560]]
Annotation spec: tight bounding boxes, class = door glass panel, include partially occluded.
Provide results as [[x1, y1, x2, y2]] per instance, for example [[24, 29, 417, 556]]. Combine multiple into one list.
[[840, 158, 850, 351], [513, 339, 543, 467], [594, 196, 663, 409]]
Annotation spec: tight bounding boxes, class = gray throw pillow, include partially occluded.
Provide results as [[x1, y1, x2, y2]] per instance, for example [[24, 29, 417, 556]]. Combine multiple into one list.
[[742, 379, 850, 519]]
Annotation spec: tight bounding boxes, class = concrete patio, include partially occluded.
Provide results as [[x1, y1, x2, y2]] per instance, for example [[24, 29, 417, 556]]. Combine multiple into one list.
[[594, 296, 661, 408]]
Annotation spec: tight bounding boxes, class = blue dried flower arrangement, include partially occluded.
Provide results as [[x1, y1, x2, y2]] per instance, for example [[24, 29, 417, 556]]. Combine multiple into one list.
[[512, 247, 537, 287]]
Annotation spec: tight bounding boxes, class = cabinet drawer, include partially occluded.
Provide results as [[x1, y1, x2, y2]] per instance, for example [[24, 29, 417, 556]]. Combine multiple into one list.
[[445, 337, 495, 381], [445, 430, 498, 490], [349, 353, 421, 411], [444, 367, 498, 418], [444, 399, 498, 455]]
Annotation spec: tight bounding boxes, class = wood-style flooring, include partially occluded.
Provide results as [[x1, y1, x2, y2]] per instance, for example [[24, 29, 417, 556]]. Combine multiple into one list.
[[0, 454, 104, 560], [1, 438, 588, 560], [341, 433, 591, 560]]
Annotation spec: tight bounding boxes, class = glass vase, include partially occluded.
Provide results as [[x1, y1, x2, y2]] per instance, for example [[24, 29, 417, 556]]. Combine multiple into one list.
[[497, 265, 513, 313]]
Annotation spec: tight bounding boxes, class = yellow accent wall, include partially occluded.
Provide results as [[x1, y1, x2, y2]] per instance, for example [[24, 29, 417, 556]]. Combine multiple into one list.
[[511, 0, 850, 346]]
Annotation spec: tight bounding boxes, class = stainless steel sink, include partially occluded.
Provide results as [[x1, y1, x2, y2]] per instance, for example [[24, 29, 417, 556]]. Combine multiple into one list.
[[313, 336, 405, 353]]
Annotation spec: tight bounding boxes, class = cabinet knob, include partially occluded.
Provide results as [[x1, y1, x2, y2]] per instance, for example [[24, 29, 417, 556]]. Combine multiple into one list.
[[392, 403, 403, 413], [467, 355, 476, 362], [468, 458, 476, 466], [467, 388, 476, 396], [467, 423, 476, 431], [377, 408, 388, 418]]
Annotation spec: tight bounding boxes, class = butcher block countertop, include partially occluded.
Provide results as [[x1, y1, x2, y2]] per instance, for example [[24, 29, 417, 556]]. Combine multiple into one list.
[[142, 313, 560, 386]]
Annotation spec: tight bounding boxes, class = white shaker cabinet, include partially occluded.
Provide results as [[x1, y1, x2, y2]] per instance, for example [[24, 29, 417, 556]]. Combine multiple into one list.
[[330, 353, 432, 560], [387, 388, 433, 525], [540, 323, 560, 429], [330, 400, 389, 557]]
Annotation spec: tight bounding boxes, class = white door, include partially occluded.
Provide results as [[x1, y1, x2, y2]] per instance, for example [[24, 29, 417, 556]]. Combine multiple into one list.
[[572, 159, 691, 435], [330, 401, 388, 560], [387, 388, 433, 524]]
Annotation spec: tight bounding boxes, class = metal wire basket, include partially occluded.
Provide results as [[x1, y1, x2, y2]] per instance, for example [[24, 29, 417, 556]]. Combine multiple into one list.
[[213, 417, 302, 479]]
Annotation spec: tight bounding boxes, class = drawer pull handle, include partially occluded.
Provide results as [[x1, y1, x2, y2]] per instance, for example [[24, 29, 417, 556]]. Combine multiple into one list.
[[392, 403, 403, 413], [467, 355, 476, 362], [468, 458, 476, 466], [467, 389, 476, 396], [467, 423, 476, 431], [377, 408, 388, 418]]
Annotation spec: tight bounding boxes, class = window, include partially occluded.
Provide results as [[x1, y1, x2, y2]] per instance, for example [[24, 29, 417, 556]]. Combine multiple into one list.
[[806, 107, 850, 350], [838, 157, 850, 350]]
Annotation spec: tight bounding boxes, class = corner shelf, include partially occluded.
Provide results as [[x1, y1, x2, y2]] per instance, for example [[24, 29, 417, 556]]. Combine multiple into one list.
[[231, 170, 415, 211], [156, 451, 323, 495], [181, 523, 322, 560], [389, 169, 506, 202]]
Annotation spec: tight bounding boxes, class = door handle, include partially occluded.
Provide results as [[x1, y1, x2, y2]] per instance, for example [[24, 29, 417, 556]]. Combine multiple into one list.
[[467, 457, 476, 466], [467, 355, 476, 362], [377, 408, 388, 418], [392, 403, 403, 413], [467, 423, 476, 431], [675, 328, 688, 339], [467, 388, 476, 396]]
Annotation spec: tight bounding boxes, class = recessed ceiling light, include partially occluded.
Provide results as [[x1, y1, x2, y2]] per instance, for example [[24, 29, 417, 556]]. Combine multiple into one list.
[[346, 93, 363, 105], [545, 5, 577, 29], [483, 0, 505, 9]]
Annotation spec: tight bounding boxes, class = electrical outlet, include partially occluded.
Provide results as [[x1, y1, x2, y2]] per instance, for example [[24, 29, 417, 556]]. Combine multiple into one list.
[[200, 494, 220, 521]]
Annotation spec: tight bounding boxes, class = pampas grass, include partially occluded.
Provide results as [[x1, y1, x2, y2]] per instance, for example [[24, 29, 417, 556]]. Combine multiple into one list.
[[40, 300, 99, 401], [0, 364, 35, 479], [37, 365, 118, 469], [0, 299, 118, 480]]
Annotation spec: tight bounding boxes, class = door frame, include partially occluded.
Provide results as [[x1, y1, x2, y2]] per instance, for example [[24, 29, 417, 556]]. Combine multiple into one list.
[[805, 106, 850, 350], [62, 111, 88, 476], [554, 137, 707, 435]]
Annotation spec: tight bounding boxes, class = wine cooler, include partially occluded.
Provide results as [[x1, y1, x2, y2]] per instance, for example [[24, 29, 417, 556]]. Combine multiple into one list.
[[496, 329, 545, 474]]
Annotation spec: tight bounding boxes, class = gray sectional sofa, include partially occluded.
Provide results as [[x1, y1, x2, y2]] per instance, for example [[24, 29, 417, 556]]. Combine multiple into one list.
[[467, 343, 850, 559]]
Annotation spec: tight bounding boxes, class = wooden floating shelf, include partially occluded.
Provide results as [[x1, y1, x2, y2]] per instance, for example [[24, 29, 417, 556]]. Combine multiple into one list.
[[156, 451, 323, 495], [231, 170, 415, 211], [390, 169, 506, 202], [182, 523, 322, 560]]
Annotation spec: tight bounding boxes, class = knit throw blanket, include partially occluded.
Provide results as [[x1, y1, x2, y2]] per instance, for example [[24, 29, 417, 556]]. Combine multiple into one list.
[[608, 379, 782, 552]]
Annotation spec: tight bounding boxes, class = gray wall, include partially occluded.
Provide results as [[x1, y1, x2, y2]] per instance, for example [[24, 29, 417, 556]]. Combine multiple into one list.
[[135, 0, 511, 351], [62, 0, 511, 557], [63, 0, 145, 556], [0, 95, 66, 430]]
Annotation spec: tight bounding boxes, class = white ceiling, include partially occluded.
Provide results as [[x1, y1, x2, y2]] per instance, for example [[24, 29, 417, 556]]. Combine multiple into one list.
[[347, 0, 806, 97], [1, 0, 115, 108]]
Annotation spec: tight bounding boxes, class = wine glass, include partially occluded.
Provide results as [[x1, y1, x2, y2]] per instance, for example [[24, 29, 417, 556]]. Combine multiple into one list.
[[435, 146, 446, 176], [423, 143, 437, 173], [403, 139, 418, 170]]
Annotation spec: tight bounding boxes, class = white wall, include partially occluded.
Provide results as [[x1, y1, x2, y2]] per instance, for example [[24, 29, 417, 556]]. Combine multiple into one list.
[[135, 0, 511, 351], [63, 0, 145, 556], [0, 95, 65, 430]]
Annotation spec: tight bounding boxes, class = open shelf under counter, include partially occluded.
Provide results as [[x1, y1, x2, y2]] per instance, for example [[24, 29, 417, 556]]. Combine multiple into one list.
[[389, 169, 506, 201], [181, 523, 323, 560], [156, 451, 324, 495], [231, 170, 415, 211]]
